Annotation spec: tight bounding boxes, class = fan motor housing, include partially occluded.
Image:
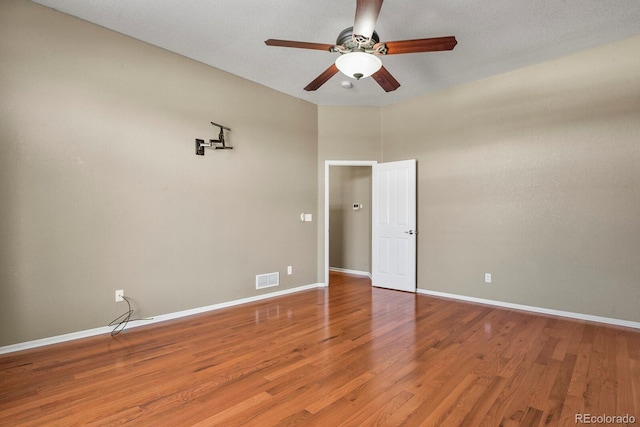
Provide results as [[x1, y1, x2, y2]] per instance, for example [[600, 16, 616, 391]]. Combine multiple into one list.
[[336, 27, 380, 50]]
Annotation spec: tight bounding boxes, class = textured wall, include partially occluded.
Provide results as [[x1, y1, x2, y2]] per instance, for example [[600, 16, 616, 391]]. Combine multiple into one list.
[[382, 35, 640, 322], [317, 106, 382, 282], [0, 0, 318, 345]]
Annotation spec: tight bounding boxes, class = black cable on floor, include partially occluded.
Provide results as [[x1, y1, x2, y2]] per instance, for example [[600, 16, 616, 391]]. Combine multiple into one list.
[[109, 295, 134, 337]]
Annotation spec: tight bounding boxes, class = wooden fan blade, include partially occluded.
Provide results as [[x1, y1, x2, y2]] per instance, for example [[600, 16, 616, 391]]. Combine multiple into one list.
[[372, 66, 400, 92], [353, 0, 384, 39], [265, 39, 335, 51], [384, 36, 457, 55], [304, 63, 339, 91]]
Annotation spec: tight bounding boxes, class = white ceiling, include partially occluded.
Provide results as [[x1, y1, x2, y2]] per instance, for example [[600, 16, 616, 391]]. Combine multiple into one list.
[[32, 0, 640, 107]]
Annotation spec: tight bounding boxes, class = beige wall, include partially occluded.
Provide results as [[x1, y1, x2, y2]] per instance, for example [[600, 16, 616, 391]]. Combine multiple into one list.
[[382, 35, 640, 322], [316, 106, 382, 282], [0, 0, 318, 346]]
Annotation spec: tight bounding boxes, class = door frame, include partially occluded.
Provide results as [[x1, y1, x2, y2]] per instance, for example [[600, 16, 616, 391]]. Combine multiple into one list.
[[324, 160, 378, 286]]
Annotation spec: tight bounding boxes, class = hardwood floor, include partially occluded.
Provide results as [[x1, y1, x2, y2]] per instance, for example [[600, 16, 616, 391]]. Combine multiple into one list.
[[1, 271, 638, 426]]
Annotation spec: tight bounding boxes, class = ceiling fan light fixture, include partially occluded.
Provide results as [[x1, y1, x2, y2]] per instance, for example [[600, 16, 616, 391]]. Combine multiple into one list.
[[335, 52, 381, 80]]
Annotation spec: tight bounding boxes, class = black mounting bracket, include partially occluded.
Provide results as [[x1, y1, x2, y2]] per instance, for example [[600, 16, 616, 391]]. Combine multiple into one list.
[[195, 122, 232, 155]]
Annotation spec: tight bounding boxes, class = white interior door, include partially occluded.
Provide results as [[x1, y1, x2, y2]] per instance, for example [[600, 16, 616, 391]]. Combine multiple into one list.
[[372, 159, 417, 292]]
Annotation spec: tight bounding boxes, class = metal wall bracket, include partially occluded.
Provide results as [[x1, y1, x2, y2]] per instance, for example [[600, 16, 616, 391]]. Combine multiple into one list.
[[195, 122, 232, 155]]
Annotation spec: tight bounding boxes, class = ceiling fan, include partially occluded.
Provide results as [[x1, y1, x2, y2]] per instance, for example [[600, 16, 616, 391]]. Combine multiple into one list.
[[265, 0, 457, 92]]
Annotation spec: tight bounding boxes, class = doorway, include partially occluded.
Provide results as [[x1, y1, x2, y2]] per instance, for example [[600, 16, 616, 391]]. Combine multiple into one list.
[[329, 165, 373, 276], [324, 159, 417, 292], [324, 161, 376, 286]]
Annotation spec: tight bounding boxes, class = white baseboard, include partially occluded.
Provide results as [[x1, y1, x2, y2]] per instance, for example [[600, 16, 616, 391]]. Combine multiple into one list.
[[417, 288, 640, 330], [0, 282, 324, 355], [329, 267, 371, 278], [6, 283, 636, 355], [0, 326, 116, 356]]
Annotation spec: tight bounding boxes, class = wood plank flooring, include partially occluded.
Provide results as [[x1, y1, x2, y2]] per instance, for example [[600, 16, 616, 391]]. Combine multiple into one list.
[[1, 271, 638, 426]]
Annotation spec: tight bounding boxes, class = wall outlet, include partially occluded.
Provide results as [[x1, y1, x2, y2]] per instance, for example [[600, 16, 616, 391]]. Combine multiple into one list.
[[484, 273, 492, 283], [287, 266, 292, 275], [115, 289, 124, 302]]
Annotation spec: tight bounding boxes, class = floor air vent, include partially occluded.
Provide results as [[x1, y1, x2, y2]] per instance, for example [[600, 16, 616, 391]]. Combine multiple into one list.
[[256, 272, 279, 290]]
